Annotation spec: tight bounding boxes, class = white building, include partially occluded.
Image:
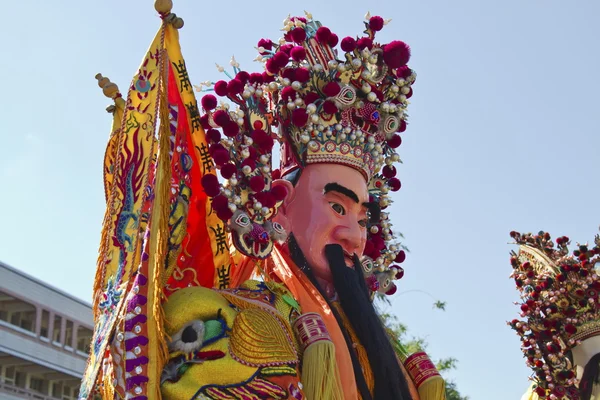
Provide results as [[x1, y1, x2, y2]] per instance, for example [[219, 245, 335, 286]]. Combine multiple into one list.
[[0, 261, 93, 400]]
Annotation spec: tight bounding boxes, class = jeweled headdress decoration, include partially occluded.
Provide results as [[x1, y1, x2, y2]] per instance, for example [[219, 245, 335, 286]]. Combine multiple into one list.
[[508, 230, 600, 399], [198, 12, 414, 293]]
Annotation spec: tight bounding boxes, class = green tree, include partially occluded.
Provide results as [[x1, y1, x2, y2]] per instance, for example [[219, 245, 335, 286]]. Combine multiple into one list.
[[378, 300, 469, 400]]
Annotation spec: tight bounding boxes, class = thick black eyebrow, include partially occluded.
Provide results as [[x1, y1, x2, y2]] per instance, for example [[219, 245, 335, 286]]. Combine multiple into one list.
[[324, 182, 360, 204]]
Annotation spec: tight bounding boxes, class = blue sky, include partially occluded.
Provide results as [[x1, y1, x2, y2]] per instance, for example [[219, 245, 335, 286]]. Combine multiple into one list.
[[1, 1, 599, 398]]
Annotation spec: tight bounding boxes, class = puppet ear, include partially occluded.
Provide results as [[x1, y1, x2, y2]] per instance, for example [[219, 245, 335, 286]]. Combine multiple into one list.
[[270, 179, 295, 233]]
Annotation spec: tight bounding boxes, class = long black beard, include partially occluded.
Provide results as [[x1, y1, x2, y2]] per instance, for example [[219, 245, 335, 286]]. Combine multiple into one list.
[[287, 234, 412, 400], [581, 352, 600, 400]]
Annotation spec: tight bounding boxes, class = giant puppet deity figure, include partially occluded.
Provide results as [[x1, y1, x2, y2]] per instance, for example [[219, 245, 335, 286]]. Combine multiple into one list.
[[83, 4, 445, 400], [160, 12, 449, 400], [509, 231, 600, 400]]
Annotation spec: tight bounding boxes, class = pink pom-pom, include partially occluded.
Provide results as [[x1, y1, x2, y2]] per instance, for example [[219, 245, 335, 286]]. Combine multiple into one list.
[[252, 129, 269, 145], [249, 73, 264, 85], [316, 26, 331, 43], [214, 80, 228, 96], [385, 283, 398, 295], [322, 81, 341, 97], [201, 174, 221, 197], [281, 86, 297, 102], [212, 195, 229, 212], [291, 28, 307, 43], [222, 122, 239, 138], [369, 16, 384, 32], [290, 46, 307, 62], [206, 128, 221, 143], [246, 146, 258, 160], [357, 37, 373, 50], [200, 114, 210, 129], [382, 165, 397, 178], [295, 68, 310, 83], [257, 38, 273, 54], [201, 94, 218, 110], [387, 134, 402, 148], [387, 177, 401, 191], [256, 192, 276, 208], [212, 149, 230, 166], [323, 100, 338, 114], [262, 72, 275, 83], [396, 66, 412, 79], [341, 36, 357, 52], [227, 79, 244, 96], [383, 41, 411, 69], [371, 235, 386, 251], [395, 267, 405, 280], [209, 142, 226, 155], [273, 51, 290, 68], [212, 110, 230, 127], [328, 34, 339, 48], [220, 163, 237, 179], [303, 91, 320, 105], [271, 185, 288, 201], [281, 68, 296, 82], [395, 250, 406, 263], [216, 208, 233, 222], [398, 120, 407, 133], [235, 71, 250, 84], [266, 58, 281, 74], [291, 108, 309, 127], [280, 44, 294, 55], [241, 158, 256, 171], [249, 175, 266, 192]]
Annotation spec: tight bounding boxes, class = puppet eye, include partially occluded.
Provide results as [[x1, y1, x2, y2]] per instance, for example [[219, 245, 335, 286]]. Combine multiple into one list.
[[168, 320, 205, 354], [329, 202, 346, 215]]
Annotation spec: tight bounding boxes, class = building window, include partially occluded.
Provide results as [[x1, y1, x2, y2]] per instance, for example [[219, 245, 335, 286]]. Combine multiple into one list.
[[15, 370, 26, 388], [29, 376, 47, 393], [40, 309, 50, 338], [3, 366, 16, 385], [53, 315, 62, 343], [52, 381, 63, 398], [77, 326, 93, 354], [0, 290, 37, 333], [65, 320, 74, 348]]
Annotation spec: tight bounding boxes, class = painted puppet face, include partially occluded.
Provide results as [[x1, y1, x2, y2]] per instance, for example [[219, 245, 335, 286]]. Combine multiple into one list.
[[275, 163, 369, 283]]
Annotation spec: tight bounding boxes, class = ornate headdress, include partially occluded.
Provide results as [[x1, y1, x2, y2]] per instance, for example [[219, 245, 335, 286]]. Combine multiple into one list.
[[197, 12, 415, 294], [508, 230, 600, 399]]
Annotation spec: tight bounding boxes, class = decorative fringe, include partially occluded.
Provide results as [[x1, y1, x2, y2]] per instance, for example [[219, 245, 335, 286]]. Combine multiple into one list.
[[293, 313, 343, 400], [146, 39, 171, 399], [301, 339, 343, 400], [404, 352, 446, 400], [417, 375, 446, 400]]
